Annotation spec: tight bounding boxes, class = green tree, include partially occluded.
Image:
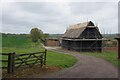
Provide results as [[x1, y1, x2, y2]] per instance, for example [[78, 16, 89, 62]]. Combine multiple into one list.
[[41, 33, 49, 42], [30, 28, 43, 42], [42, 34, 49, 39]]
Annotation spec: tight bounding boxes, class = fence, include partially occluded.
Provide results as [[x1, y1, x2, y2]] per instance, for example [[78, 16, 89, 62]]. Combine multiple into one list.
[[102, 39, 118, 52], [0, 49, 47, 73], [0, 53, 9, 69]]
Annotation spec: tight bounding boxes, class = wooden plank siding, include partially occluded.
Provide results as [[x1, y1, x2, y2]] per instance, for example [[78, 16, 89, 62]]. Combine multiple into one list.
[[45, 39, 60, 46], [62, 40, 102, 52], [62, 21, 103, 52]]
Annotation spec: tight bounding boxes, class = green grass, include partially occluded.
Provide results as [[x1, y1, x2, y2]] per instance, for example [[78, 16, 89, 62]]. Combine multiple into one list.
[[2, 36, 30, 48], [80, 51, 120, 67], [47, 51, 77, 68], [1, 35, 77, 68], [2, 35, 44, 53]]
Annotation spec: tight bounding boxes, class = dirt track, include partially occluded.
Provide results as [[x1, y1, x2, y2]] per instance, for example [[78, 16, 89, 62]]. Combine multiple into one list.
[[32, 47, 118, 78]]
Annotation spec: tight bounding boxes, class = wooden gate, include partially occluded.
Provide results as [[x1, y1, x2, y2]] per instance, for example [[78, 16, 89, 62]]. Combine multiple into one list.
[[0, 49, 47, 73]]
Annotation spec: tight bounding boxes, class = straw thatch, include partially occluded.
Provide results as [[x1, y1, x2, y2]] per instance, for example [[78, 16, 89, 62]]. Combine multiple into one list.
[[62, 21, 102, 38]]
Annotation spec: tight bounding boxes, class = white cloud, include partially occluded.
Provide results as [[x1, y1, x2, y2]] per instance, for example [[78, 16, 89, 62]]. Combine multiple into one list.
[[1, 0, 119, 2], [2, 2, 118, 34]]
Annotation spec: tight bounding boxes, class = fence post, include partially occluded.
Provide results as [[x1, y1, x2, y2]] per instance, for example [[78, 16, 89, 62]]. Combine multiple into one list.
[[12, 52, 15, 72], [44, 49, 47, 65], [7, 52, 15, 73], [8, 53, 12, 73], [115, 38, 120, 59], [40, 55, 43, 67]]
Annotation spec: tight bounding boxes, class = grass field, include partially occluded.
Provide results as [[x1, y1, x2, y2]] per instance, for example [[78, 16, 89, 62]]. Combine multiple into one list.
[[2, 35, 44, 53], [1, 35, 77, 68], [47, 51, 77, 68], [80, 51, 120, 67]]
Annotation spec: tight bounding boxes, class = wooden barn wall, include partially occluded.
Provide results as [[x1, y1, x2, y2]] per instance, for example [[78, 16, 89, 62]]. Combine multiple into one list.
[[62, 40, 102, 52], [46, 40, 60, 46], [79, 28, 102, 39], [61, 40, 68, 48]]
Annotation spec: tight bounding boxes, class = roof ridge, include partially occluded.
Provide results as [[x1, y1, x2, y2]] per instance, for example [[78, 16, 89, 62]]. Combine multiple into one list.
[[68, 21, 91, 30], [63, 21, 97, 38]]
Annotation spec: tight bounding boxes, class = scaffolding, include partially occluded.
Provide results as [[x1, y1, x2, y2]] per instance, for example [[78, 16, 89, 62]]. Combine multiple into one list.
[[61, 27, 106, 52], [61, 21, 105, 52]]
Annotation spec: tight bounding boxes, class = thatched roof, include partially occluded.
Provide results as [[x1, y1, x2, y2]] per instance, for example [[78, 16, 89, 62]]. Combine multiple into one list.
[[62, 21, 100, 38]]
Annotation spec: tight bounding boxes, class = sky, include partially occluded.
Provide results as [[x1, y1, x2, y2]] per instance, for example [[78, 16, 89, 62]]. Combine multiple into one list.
[[1, 0, 119, 34]]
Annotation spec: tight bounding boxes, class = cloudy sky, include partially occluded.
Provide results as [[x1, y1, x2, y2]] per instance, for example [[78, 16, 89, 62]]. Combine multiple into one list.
[[1, 1, 118, 34]]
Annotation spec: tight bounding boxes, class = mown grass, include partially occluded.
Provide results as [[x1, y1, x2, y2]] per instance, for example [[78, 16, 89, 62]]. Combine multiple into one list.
[[47, 51, 77, 68], [1, 35, 44, 54], [80, 51, 120, 67], [2, 35, 43, 50], [1, 35, 77, 68], [2, 36, 31, 48]]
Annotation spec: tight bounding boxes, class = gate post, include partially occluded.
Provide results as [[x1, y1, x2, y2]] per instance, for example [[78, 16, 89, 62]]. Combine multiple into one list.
[[115, 38, 120, 59], [7, 52, 15, 73], [44, 49, 47, 65], [40, 55, 43, 67], [12, 52, 15, 72]]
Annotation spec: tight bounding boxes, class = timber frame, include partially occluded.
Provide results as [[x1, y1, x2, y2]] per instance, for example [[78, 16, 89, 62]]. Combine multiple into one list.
[[62, 21, 103, 52]]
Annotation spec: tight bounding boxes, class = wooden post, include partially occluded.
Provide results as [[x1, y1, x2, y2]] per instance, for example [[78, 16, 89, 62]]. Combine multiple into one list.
[[115, 38, 120, 59], [44, 49, 47, 65], [117, 39, 120, 59], [7, 52, 15, 73], [12, 52, 15, 72], [8, 53, 12, 73], [40, 55, 43, 67]]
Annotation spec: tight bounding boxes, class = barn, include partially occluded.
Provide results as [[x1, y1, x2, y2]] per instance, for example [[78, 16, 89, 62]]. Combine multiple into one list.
[[44, 38, 60, 46], [61, 21, 103, 52]]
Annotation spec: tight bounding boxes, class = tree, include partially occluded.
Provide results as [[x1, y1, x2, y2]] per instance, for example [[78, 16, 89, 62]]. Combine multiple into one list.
[[42, 33, 49, 39], [30, 28, 43, 42], [41, 33, 49, 42]]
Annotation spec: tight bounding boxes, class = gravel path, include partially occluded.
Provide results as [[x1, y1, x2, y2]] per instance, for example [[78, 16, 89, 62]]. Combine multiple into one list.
[[33, 47, 118, 78]]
